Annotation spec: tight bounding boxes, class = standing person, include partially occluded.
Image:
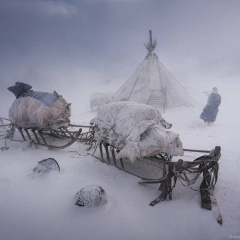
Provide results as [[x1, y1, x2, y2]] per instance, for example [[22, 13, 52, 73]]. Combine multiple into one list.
[[200, 87, 221, 124]]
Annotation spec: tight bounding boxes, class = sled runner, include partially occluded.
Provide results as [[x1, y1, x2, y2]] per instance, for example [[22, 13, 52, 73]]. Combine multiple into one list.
[[1, 116, 92, 150], [0, 118, 94, 150], [91, 141, 221, 206]]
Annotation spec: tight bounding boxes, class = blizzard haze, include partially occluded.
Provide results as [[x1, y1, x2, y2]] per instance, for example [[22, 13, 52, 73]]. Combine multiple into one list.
[[1, 0, 240, 115], [0, 1, 240, 240]]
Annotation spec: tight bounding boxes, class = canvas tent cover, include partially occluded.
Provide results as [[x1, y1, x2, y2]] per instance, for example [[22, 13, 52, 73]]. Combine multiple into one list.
[[91, 101, 184, 163], [8, 82, 71, 130], [115, 52, 195, 108]]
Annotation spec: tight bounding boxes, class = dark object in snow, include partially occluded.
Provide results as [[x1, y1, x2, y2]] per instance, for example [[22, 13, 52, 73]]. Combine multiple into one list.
[[33, 158, 60, 173], [200, 173, 212, 210], [199, 146, 220, 210], [200, 88, 221, 123], [75, 186, 107, 207], [141, 146, 220, 207]]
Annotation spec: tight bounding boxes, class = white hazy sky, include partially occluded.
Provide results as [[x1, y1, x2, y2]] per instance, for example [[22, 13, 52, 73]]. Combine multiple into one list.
[[0, 0, 240, 88]]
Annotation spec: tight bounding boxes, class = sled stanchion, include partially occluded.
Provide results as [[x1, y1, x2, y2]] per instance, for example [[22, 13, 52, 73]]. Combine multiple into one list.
[[60, 128, 68, 138], [38, 130, 48, 146], [99, 143, 104, 162], [44, 129, 82, 150], [31, 130, 40, 144], [18, 128, 26, 141], [159, 161, 167, 191], [66, 128, 74, 138], [64, 128, 73, 138], [104, 144, 111, 164], [24, 129, 32, 140], [111, 146, 117, 167], [167, 162, 174, 200], [120, 158, 125, 170], [149, 161, 175, 206]]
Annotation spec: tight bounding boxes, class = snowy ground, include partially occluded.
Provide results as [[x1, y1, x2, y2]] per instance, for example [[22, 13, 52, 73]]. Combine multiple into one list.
[[0, 79, 239, 240]]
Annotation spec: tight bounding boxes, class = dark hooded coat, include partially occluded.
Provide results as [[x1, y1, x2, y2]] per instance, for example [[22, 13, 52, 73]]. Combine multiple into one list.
[[200, 93, 221, 123]]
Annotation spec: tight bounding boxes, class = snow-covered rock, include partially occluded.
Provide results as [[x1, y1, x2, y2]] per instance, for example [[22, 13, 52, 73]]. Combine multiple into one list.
[[33, 158, 60, 173], [75, 185, 107, 207]]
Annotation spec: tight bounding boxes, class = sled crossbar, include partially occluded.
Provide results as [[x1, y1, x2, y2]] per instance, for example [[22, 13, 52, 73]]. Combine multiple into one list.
[[69, 124, 92, 128], [183, 148, 211, 153]]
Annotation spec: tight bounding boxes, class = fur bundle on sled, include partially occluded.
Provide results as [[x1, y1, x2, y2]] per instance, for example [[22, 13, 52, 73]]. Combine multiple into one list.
[[8, 82, 71, 130]]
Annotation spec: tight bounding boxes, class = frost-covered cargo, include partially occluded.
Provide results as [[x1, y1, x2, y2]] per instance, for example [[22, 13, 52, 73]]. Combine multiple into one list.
[[8, 82, 71, 130], [91, 101, 184, 163]]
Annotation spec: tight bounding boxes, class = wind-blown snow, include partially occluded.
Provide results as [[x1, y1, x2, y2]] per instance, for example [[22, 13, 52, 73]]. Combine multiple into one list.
[[0, 78, 240, 240]]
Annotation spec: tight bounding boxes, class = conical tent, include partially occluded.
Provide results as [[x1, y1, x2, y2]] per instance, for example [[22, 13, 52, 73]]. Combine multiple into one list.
[[115, 31, 195, 110]]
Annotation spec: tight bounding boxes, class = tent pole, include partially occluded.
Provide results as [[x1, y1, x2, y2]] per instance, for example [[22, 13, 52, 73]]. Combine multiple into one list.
[[149, 30, 153, 49], [128, 76, 140, 100], [150, 30, 154, 90]]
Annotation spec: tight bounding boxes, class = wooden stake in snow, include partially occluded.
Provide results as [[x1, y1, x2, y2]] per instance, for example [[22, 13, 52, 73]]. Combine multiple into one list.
[[210, 192, 223, 226]]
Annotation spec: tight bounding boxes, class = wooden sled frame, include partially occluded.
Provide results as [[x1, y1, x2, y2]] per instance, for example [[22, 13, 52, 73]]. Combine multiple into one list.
[[0, 118, 94, 150], [17, 126, 83, 150], [16, 124, 95, 150], [92, 141, 221, 207]]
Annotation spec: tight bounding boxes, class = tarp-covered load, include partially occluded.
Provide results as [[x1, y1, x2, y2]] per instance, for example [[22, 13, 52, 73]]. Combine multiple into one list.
[[8, 82, 71, 130], [91, 101, 184, 163]]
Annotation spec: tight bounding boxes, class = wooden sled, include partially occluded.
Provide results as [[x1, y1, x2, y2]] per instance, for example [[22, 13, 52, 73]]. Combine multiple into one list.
[[0, 118, 93, 150], [91, 141, 221, 207]]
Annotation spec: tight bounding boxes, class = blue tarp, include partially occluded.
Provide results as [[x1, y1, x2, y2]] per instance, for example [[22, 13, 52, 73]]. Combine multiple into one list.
[[8, 82, 61, 107], [8, 82, 32, 99]]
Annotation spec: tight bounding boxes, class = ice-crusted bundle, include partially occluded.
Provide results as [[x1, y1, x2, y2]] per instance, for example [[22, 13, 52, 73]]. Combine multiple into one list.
[[8, 82, 71, 130], [91, 101, 184, 163]]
